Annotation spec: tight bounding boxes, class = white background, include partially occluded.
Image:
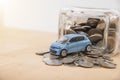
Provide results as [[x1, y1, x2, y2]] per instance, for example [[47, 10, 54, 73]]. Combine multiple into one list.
[[0, 0, 120, 32]]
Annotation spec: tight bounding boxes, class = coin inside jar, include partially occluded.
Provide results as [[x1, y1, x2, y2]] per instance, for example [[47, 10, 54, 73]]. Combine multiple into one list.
[[65, 29, 76, 34], [106, 37, 115, 53], [89, 34, 103, 44], [87, 18, 100, 28], [88, 29, 103, 36]]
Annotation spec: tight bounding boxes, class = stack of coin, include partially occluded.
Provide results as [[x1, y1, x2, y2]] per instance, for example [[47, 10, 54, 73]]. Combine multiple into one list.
[[65, 18, 104, 46]]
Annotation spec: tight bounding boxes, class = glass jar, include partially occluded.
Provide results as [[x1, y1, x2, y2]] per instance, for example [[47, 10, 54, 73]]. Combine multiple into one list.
[[58, 7, 120, 56]]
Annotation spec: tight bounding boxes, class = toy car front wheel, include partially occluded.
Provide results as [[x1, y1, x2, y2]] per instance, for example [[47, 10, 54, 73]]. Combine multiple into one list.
[[86, 45, 91, 52], [60, 50, 67, 57]]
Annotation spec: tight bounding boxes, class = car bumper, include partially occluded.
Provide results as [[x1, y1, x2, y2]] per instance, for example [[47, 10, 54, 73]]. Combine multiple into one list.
[[50, 48, 61, 56]]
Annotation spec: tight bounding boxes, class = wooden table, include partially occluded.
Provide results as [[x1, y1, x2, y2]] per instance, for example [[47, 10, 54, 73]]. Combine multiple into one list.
[[0, 27, 120, 80]]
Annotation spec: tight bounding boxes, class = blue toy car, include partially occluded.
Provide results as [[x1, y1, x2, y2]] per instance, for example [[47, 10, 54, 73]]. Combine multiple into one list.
[[50, 34, 92, 57]]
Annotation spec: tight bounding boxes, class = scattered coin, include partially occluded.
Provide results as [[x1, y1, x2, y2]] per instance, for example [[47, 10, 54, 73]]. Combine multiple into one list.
[[74, 57, 94, 68], [43, 57, 62, 66], [40, 49, 116, 68], [43, 53, 59, 59], [86, 46, 105, 57], [61, 56, 75, 64], [86, 50, 102, 56], [84, 56, 95, 63], [72, 53, 80, 60], [92, 58, 99, 65], [102, 55, 113, 61], [50, 54, 60, 59], [98, 58, 116, 69]]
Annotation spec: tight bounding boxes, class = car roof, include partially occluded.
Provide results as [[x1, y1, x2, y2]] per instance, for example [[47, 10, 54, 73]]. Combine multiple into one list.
[[64, 34, 86, 39]]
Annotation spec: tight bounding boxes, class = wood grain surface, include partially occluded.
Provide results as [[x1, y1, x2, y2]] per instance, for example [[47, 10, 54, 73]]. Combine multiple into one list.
[[0, 27, 120, 80]]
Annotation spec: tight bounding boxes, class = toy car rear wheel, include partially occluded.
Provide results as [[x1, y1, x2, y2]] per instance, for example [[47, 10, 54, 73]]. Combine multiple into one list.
[[86, 45, 91, 52], [60, 50, 67, 57]]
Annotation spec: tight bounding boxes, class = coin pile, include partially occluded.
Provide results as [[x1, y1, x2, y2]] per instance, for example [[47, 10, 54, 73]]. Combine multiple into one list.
[[36, 48, 116, 69], [65, 18, 104, 46]]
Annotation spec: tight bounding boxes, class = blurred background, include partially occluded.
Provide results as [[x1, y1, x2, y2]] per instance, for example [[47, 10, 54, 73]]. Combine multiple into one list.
[[0, 0, 120, 32]]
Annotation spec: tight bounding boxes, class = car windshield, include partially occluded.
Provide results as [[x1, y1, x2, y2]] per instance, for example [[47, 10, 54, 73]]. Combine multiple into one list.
[[57, 36, 68, 44]]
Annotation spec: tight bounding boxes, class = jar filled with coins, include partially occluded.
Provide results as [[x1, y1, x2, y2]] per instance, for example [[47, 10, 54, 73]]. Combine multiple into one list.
[[58, 7, 120, 56]]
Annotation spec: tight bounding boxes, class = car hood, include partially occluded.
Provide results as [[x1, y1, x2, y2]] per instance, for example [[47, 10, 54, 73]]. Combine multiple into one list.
[[51, 42, 64, 48]]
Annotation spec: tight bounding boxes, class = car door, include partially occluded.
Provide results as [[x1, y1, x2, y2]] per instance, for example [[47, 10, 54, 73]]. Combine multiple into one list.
[[67, 37, 79, 53], [77, 36, 86, 51]]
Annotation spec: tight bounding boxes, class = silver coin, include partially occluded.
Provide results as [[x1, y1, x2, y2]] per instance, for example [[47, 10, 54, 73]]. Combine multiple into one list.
[[96, 40, 104, 47], [106, 37, 115, 53], [65, 29, 76, 34], [43, 53, 59, 59], [74, 57, 94, 68], [87, 18, 100, 28], [50, 54, 60, 59], [43, 57, 62, 66], [109, 23, 116, 29], [86, 50, 102, 56], [99, 59, 116, 69], [61, 55, 75, 64], [81, 26, 91, 32], [82, 26, 91, 29], [88, 29, 102, 36], [89, 34, 103, 43], [96, 20, 106, 31], [73, 27, 86, 31]]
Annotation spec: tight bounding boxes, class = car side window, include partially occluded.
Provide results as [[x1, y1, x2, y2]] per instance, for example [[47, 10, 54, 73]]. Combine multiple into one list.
[[69, 36, 84, 43], [77, 36, 84, 41], [69, 37, 77, 43]]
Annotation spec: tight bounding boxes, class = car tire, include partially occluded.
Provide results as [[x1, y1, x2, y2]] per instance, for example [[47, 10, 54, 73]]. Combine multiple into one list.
[[60, 49, 67, 57], [86, 45, 91, 52]]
